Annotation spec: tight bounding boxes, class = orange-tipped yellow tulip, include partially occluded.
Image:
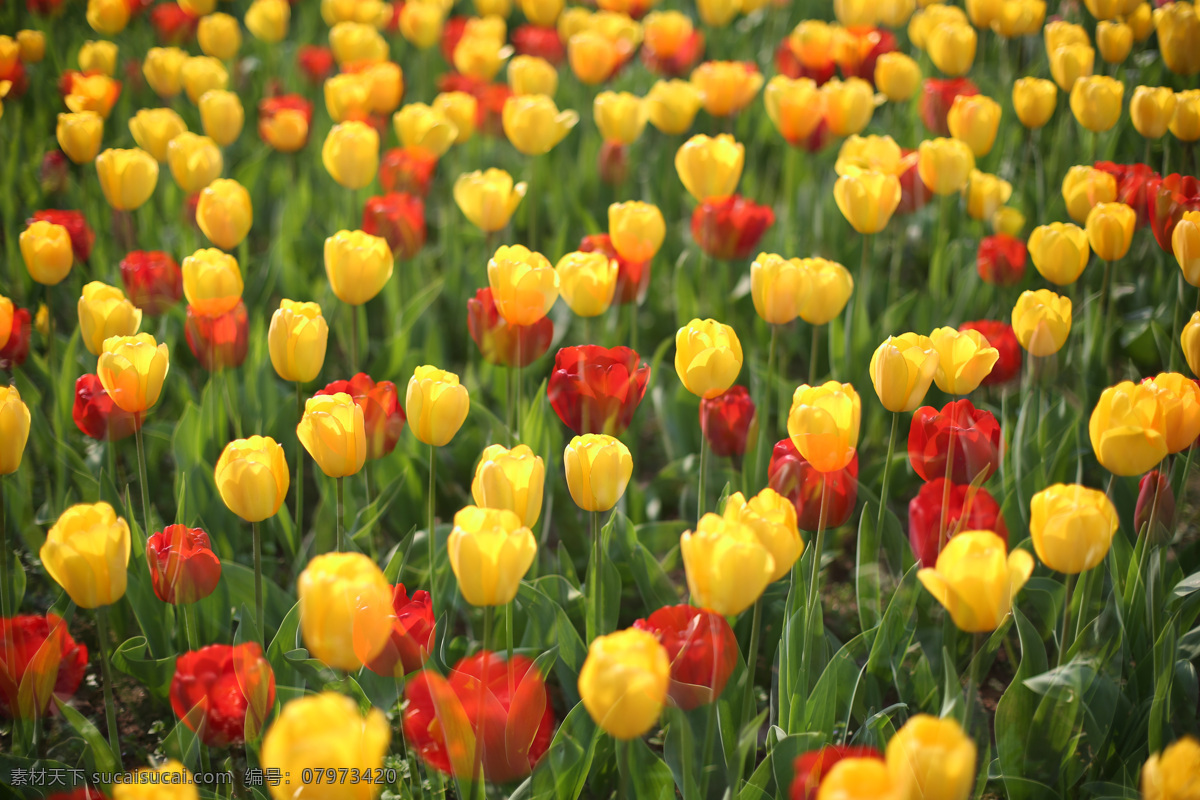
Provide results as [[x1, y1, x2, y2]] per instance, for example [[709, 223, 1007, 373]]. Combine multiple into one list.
[[41, 503, 131, 608], [764, 76, 826, 145], [788, 381, 861, 473], [1089, 380, 1168, 476], [1012, 289, 1072, 356], [947, 94, 1001, 157], [65, 73, 120, 118], [691, 61, 764, 118], [183, 248, 243, 315], [928, 326, 998, 394], [919, 530, 1033, 632], [406, 365, 470, 447], [608, 201, 665, 263], [96, 333, 170, 413], [567, 31, 622, 86], [488, 244, 559, 325], [269, 300, 329, 384], [681, 512, 775, 615], [215, 436, 290, 522]]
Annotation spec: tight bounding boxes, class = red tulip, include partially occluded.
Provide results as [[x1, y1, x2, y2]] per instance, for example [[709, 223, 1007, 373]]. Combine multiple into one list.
[[512, 25, 566, 65], [632, 604, 737, 710], [920, 77, 979, 136], [958, 320, 1021, 386], [475, 82, 514, 138], [362, 192, 426, 259], [976, 234, 1026, 287], [380, 147, 439, 197], [297, 46, 336, 84], [908, 399, 1002, 484], [73, 374, 141, 442], [768, 438, 859, 531], [700, 385, 757, 459], [404, 651, 555, 783], [170, 643, 276, 748], [579, 233, 650, 305], [692, 195, 776, 261], [185, 300, 249, 372], [1147, 173, 1200, 252], [0, 308, 31, 371], [146, 525, 222, 605], [598, 141, 629, 187], [835, 28, 897, 84], [365, 584, 436, 678], [258, 95, 314, 151], [547, 345, 650, 436], [46, 789, 105, 800], [1135, 470, 1176, 544], [30, 210, 94, 263], [897, 148, 933, 214], [467, 287, 554, 368], [908, 479, 1008, 567], [642, 29, 705, 77], [790, 745, 884, 800], [0, 59, 26, 98], [27, 0, 68, 15], [119, 250, 183, 315], [0, 614, 88, 719], [440, 16, 470, 64], [316, 373, 407, 460], [774, 41, 836, 85], [40, 151, 71, 195], [1095, 161, 1159, 227], [149, 2, 199, 43]]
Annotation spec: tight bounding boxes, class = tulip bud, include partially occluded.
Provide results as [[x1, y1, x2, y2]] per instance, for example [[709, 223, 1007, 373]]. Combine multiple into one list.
[[96, 333, 170, 413], [167, 132, 223, 194], [1090, 381, 1169, 476], [502, 94, 579, 156], [608, 201, 665, 264], [245, 0, 291, 43], [870, 333, 940, 413], [298, 552, 393, 669], [198, 13, 242, 61], [875, 53, 921, 103], [406, 365, 470, 447], [95, 148, 159, 211], [1131, 85, 1177, 140], [834, 170, 901, 234], [822, 77, 876, 137], [57, 111, 104, 164], [788, 381, 861, 474], [508, 54, 558, 97], [487, 244, 559, 325], [454, 168, 527, 232], [323, 121, 380, 190], [886, 715, 978, 800], [947, 94, 1000, 157], [447, 506, 537, 606], [1170, 91, 1200, 142], [20, 220, 74, 285], [1085, 202, 1136, 261], [78, 282, 143, 356], [919, 530, 1032, 632], [263, 693, 390, 793], [268, 300, 329, 384], [797, 258, 854, 326], [675, 134, 745, 203], [182, 248, 242, 316], [681, 512, 775, 615], [129, 108, 187, 163], [928, 327, 998, 394], [0, 386, 31, 475], [750, 253, 809, 326], [41, 502, 131, 608], [1011, 289, 1072, 357], [1096, 20, 1132, 65], [646, 79, 704, 135], [555, 251, 617, 317], [214, 436, 289, 522], [578, 628, 670, 739], [675, 318, 743, 399], [1049, 43, 1094, 92], [87, 0, 129, 35], [259, 95, 312, 153], [917, 137, 974, 195], [297, 393, 367, 478], [199, 90, 244, 147], [401, 2, 446, 49], [1070, 75, 1124, 132], [1028, 222, 1090, 285], [433, 92, 477, 143], [393, 103, 458, 157], [181, 56, 229, 105], [471, 444, 545, 528], [563, 433, 633, 512], [723, 489, 801, 582], [323, 229, 393, 306], [1011, 77, 1056, 129], [1029, 483, 1118, 574], [144, 47, 189, 99], [1135, 470, 1177, 543], [927, 21, 976, 76], [79, 40, 118, 76], [146, 525, 221, 604]]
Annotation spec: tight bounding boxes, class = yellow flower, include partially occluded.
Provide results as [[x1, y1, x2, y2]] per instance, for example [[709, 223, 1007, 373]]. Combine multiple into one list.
[[454, 168, 527, 232], [675, 318, 743, 399], [215, 436, 290, 522], [1173, 211, 1200, 286], [646, 79, 704, 135], [1062, 165, 1118, 224], [947, 94, 1001, 157], [20, 221, 74, 286], [180, 55, 229, 104], [697, 0, 738, 27], [965, 170, 1012, 222], [797, 258, 854, 326], [112, 762, 198, 800], [0, 386, 31, 476], [16, 31, 45, 64], [991, 0, 1045, 38], [834, 135, 908, 177], [992, 205, 1026, 236], [608, 201, 665, 263], [556, 251, 618, 318], [834, 170, 901, 234], [764, 75, 826, 146], [917, 138, 975, 196], [330, 21, 389, 65], [78, 282, 143, 357], [129, 108, 187, 163], [199, 90, 244, 147], [40, 502, 131, 608], [681, 512, 776, 615], [87, 0, 129, 34], [919, 530, 1033, 632], [1028, 222, 1090, 285], [1128, 2, 1155, 41], [487, 244, 559, 326], [57, 112, 104, 164], [1156, 1, 1200, 76], [262, 693, 389, 800], [1085, 202, 1136, 261], [594, 91, 647, 145], [454, 31, 512, 80], [927, 21, 976, 76], [167, 132, 223, 194], [1140, 736, 1200, 800], [471, 444, 545, 528], [1170, 90, 1200, 142], [578, 628, 670, 740], [1070, 75, 1124, 132], [245, 0, 291, 43], [521, 0, 565, 27], [1089, 380, 1169, 476], [178, 0, 214, 13], [65, 73, 120, 117], [751, 253, 810, 326], [508, 55, 558, 97], [393, 103, 458, 157], [928, 327, 998, 395], [260, 109, 309, 154], [298, 553, 393, 669], [361, 61, 404, 115], [96, 333, 170, 413], [788, 381, 861, 473], [1012, 77, 1057, 129], [1143, 372, 1200, 454], [1030, 484, 1119, 574], [447, 505, 537, 606], [965, 0, 1000, 28], [400, 1, 446, 49], [822, 77, 876, 136], [817, 759, 901, 800], [874, 52, 921, 102], [79, 40, 118, 76], [878, 0, 916, 27], [1185, 312, 1200, 378], [196, 179, 253, 251], [269, 300, 329, 384], [298, 393, 366, 478], [183, 248, 243, 316], [885, 715, 977, 800], [909, 5, 968, 50], [198, 13, 242, 61], [691, 61, 764, 118], [1049, 43, 1095, 92], [564, 434, 633, 512], [723, 489, 802, 582], [502, 94, 579, 156], [835, 0, 878, 26], [406, 365, 470, 447], [567, 31, 622, 85], [870, 333, 940, 413], [322, 121, 379, 190], [95, 148, 159, 211], [1096, 20, 1132, 64], [434, 92, 477, 143], [324, 229, 393, 305], [324, 73, 373, 123], [1011, 289, 1072, 356], [1131, 85, 1177, 139], [144, 48, 189, 99], [322, 0, 392, 26]]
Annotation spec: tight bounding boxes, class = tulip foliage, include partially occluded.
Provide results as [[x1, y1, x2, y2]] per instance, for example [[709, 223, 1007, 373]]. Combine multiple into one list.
[[3, 2, 1200, 800]]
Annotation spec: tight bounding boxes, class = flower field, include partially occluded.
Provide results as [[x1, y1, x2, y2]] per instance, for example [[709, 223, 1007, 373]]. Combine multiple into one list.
[[2, 0, 1200, 798]]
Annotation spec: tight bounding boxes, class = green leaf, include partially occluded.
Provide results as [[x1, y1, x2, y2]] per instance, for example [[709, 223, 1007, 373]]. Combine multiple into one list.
[[520, 701, 599, 800], [110, 636, 177, 700], [625, 738, 674, 800], [54, 696, 119, 774], [856, 504, 882, 631]]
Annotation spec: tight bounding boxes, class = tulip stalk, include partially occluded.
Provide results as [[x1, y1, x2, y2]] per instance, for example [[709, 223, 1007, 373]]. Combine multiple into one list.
[[1057, 571, 1076, 668], [800, 480, 831, 694], [697, 437, 709, 521], [875, 412, 900, 546], [252, 520, 263, 645], [738, 596, 765, 791], [588, 510, 604, 641], [754, 325, 779, 490], [295, 383, 305, 538], [336, 476, 345, 552], [428, 445, 437, 586], [809, 326, 820, 386], [94, 605, 123, 768], [134, 416, 152, 538]]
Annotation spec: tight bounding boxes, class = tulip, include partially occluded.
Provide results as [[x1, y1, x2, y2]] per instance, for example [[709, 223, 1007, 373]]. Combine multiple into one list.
[[1128, 2, 1154, 41], [297, 393, 367, 479], [632, 605, 736, 711], [0, 614, 87, 719], [401, 2, 446, 49], [77, 282, 142, 356], [1090, 381, 1169, 476], [187, 300, 249, 373], [501, 94, 579, 157], [16, 31, 45, 64], [920, 77, 980, 136], [750, 254, 808, 326], [146, 525, 221, 605], [680, 512, 775, 616], [917, 138, 974, 195], [875, 53, 921, 103], [520, 0, 564, 27], [797, 258, 855, 325], [1129, 86, 1176, 141], [487, 244, 559, 325], [976, 233, 1026, 286], [96, 333, 170, 414], [1049, 44, 1094, 92], [1141, 737, 1200, 800], [199, 90, 244, 147], [769, 438, 859, 532], [245, 0, 290, 42], [563, 433, 633, 512], [446, 505, 537, 606], [604, 202, 663, 268], [63, 73, 121, 119], [129, 108, 188, 164], [298, 552, 393, 668], [393, 103, 458, 157], [927, 21, 976, 76], [362, 192, 426, 259], [1029, 484, 1119, 574], [434, 92, 477, 143], [547, 346, 650, 436], [928, 327, 998, 395], [468, 287, 555, 367], [811, 757, 896, 800], [87, 0, 129, 34], [323, 229, 394, 306], [471, 444, 545, 529], [886, 715, 977, 800], [699, 385, 756, 460], [20, 220, 74, 286], [167, 132, 223, 194], [259, 96, 313, 155], [455, 32, 512, 81], [1157, 2, 1200, 76], [330, 21, 389, 66], [214, 436, 289, 522], [266, 300, 328, 385], [406, 365, 470, 447], [822, 77, 876, 136], [180, 56, 228, 105], [965, 170, 1013, 222], [724, 489, 801, 582], [112, 763, 198, 800], [0, 386, 31, 476], [73, 374, 140, 442], [0, 306, 31, 371], [143, 47, 188, 98], [696, 0, 737, 26], [790, 746, 885, 800], [554, 251, 617, 317], [57, 112, 104, 164], [95, 148, 159, 211], [1028, 222, 1090, 285], [992, 0, 1044, 38], [1070, 75, 1124, 132], [646, 79, 704, 135], [1096, 20, 1132, 65], [508, 55, 559, 97], [918, 530, 1033, 632], [1011, 289, 1073, 357], [182, 248, 242, 316], [675, 134, 744, 203], [362, 583, 435, 678], [908, 399, 1002, 483], [593, 92, 646, 147], [567, 31, 622, 85], [674, 318, 743, 399], [40, 502, 131, 608], [454, 168, 527, 232], [690, 195, 774, 260], [947, 94, 1000, 157], [1182, 312, 1200, 378], [262, 692, 390, 800], [1062, 165, 1117, 224], [170, 643, 274, 748], [1143, 372, 1200, 454], [78, 40, 117, 77], [909, 479, 1007, 568], [322, 121, 379, 190], [834, 170, 901, 234], [578, 627, 669, 739], [690, 61, 763, 119], [764, 76, 825, 146], [195, 13, 241, 61], [870, 333, 940, 414], [787, 381, 862, 474], [834, 136, 908, 178], [1011, 77, 1056, 129], [1171, 91, 1200, 142], [1086, 202, 1136, 261]]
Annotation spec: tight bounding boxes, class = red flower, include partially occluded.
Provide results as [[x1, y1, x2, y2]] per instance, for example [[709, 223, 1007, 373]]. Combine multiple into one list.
[[835, 28, 897, 84], [46, 790, 105, 800], [598, 141, 629, 186], [897, 148, 932, 214], [297, 46, 336, 84], [440, 16, 470, 64], [768, 438, 858, 531], [404, 651, 555, 783], [958, 320, 1021, 385], [73, 374, 141, 442], [119, 250, 183, 315], [30, 210, 94, 263], [40, 151, 71, 195], [1095, 161, 1159, 227], [691, 195, 776, 261], [642, 30, 705, 77], [0, 614, 88, 719], [547, 345, 650, 436], [170, 643, 276, 748], [774, 41, 836, 85], [1148, 173, 1200, 252], [146, 525, 222, 605], [185, 300, 249, 372], [149, 2, 199, 44], [1135, 470, 1175, 544], [512, 25, 566, 65], [258, 94, 314, 150], [700, 385, 756, 459], [908, 399, 1002, 484], [0, 308, 32, 371], [365, 584, 436, 678], [976, 233, 1026, 287], [632, 604, 737, 710], [920, 77, 979, 136], [0, 60, 27, 98], [316, 373, 406, 460], [790, 745, 883, 800], [908, 479, 1008, 567], [379, 147, 438, 197], [362, 192, 426, 259], [579, 233, 650, 304], [27, 0, 68, 14], [475, 82, 513, 138], [795, 116, 833, 153], [467, 288, 554, 368]]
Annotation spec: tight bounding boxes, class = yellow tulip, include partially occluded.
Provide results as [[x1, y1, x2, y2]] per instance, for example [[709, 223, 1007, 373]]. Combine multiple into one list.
[[1129, 2, 1155, 40], [198, 90, 244, 147], [947, 94, 1001, 157], [95, 148, 159, 211], [1170, 90, 1200, 142], [556, 251, 618, 317], [991, 0, 1045, 38], [817, 759, 900, 800], [594, 91, 647, 145], [196, 178, 252, 251], [797, 258, 854, 326], [298, 552, 393, 669], [324, 230, 393, 305], [564, 434, 633, 512], [454, 168, 526, 232], [454, 32, 511, 81], [928, 327, 998, 394], [322, 0, 392, 26], [57, 112, 104, 164], [1070, 75, 1124, 132], [834, 135, 908, 177], [16, 31, 45, 65], [886, 715, 977, 800], [167, 132, 223, 194], [79, 40, 118, 76], [878, 0, 916, 26], [870, 333, 940, 413], [1030, 484, 1119, 573], [406, 365, 470, 447], [198, 13, 242, 61], [520, 0, 565, 27], [681, 512, 775, 615], [1011, 289, 1072, 356], [182, 248, 242, 316], [917, 138, 975, 196], [787, 381, 861, 473], [129, 108, 187, 163], [508, 55, 558, 97], [1012, 77, 1057, 129], [1062, 165, 1118, 224], [578, 628, 670, 740], [181, 56, 228, 105], [269, 300, 329, 384], [400, 1, 446, 49], [992, 206, 1026, 237], [87, 0, 129, 34], [434, 92, 477, 143], [608, 201, 665, 263], [1173, 211, 1200, 286], [0, 386, 31, 476], [567, 31, 621, 86], [447, 505, 537, 606], [322, 121, 379, 190], [471, 444, 545, 528], [393, 103, 458, 157], [1186, 312, 1200, 378], [1096, 20, 1132, 64], [1143, 372, 1200, 454], [1028, 222, 1090, 285], [78, 282, 142, 357], [330, 21, 389, 65], [919, 530, 1033, 632], [1089, 381, 1169, 476], [298, 393, 366, 478], [875, 52, 921, 103], [927, 21, 976, 76], [697, 0, 738, 27], [834, 170, 901, 234], [823, 77, 876, 136], [675, 133, 746, 204], [965, 170, 1012, 222], [1140, 737, 1200, 800], [909, 5, 968, 51], [112, 762, 198, 800], [751, 253, 810, 326], [691, 61, 764, 118], [245, 0, 291, 43], [675, 318, 743, 399], [502, 94, 578, 156], [214, 436, 290, 522], [1085, 202, 1136, 261], [763, 75, 826, 147], [20, 221, 74, 286], [646, 79, 704, 136], [324, 73, 373, 123], [1049, 43, 1095, 92], [723, 489, 802, 582], [40, 502, 131, 608], [96, 333, 170, 413], [360, 62, 404, 115], [144, 48, 189, 99], [965, 0, 1000, 28], [1131, 86, 1177, 139], [487, 244, 559, 325]]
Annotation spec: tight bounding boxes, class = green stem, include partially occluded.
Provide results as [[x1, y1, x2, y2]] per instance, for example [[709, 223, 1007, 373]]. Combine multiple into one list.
[[809, 325, 820, 386], [184, 603, 199, 651], [336, 476, 345, 552], [505, 601, 514, 696], [616, 738, 631, 800], [252, 520, 263, 645], [135, 420, 152, 538], [754, 325, 779, 491], [349, 305, 359, 373], [589, 510, 603, 641], [698, 702, 718, 799], [1100, 258, 1116, 369], [800, 480, 831, 694], [1058, 571, 1076, 668], [964, 632, 984, 739], [474, 607, 493, 797], [876, 412, 899, 545], [95, 606, 123, 768], [938, 419, 958, 552], [428, 444, 437, 585], [516, 327, 524, 442], [0, 478, 10, 620], [295, 382, 305, 539], [738, 598, 765, 795], [356, 303, 366, 371], [222, 370, 243, 439], [1171, 274, 1185, 372], [697, 436, 709, 521]]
